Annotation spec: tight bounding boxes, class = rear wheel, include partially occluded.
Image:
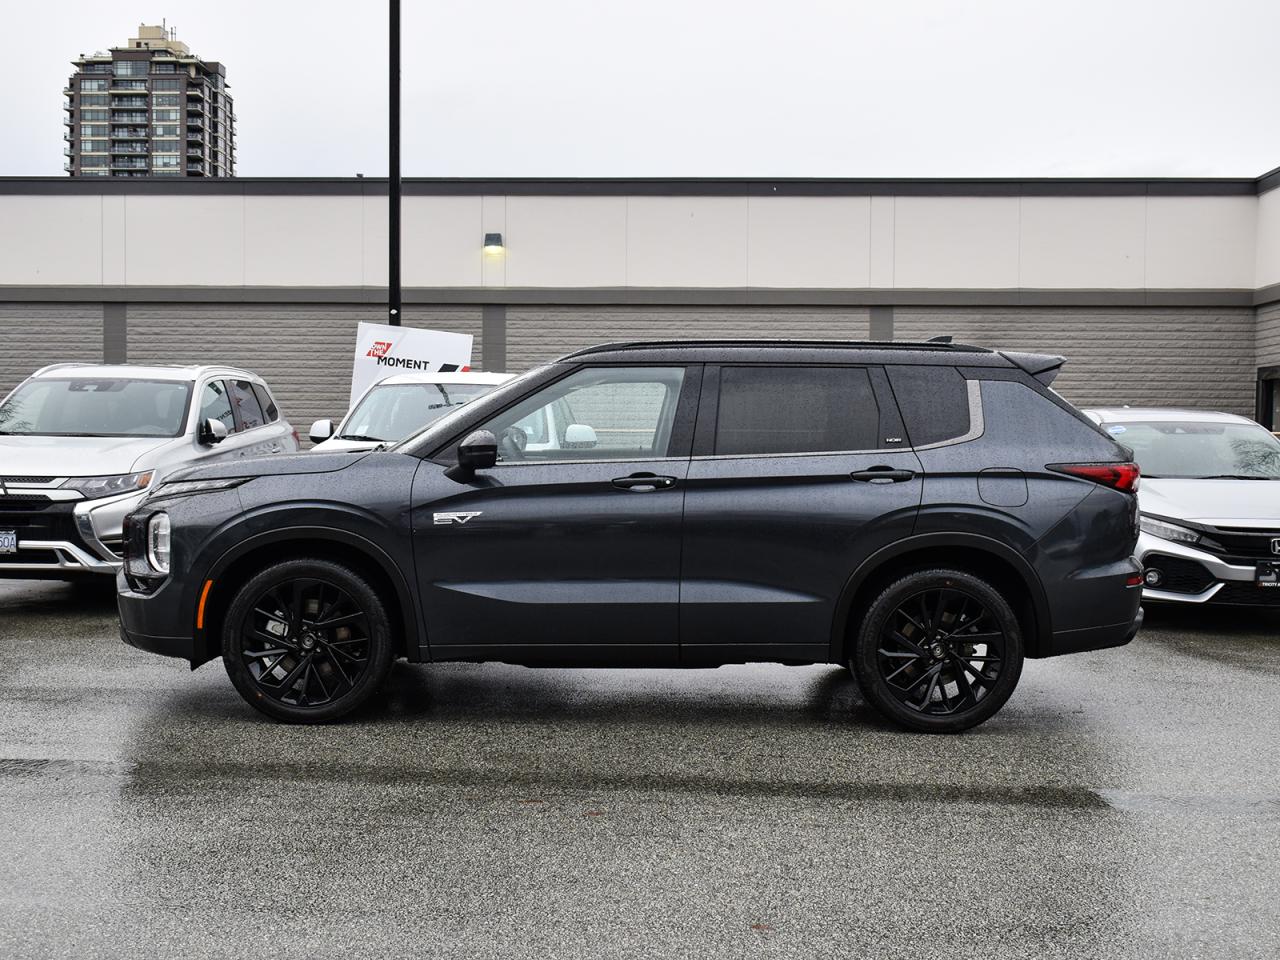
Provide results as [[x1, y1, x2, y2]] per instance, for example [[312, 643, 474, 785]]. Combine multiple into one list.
[[851, 569, 1023, 733], [221, 558, 394, 723]]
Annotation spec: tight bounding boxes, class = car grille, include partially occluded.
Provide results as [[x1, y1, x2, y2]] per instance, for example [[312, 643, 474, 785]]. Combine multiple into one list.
[[1199, 526, 1280, 562], [0, 502, 80, 544], [1211, 582, 1280, 606], [1144, 554, 1215, 594], [0, 476, 56, 484]]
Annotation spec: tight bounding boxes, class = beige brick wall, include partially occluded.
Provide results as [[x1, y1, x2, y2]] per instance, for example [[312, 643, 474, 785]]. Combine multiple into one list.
[[0, 304, 103, 399], [894, 306, 1257, 415]]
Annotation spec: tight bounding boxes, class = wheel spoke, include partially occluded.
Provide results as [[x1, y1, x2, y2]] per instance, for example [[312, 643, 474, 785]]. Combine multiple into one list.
[[312, 611, 366, 631]]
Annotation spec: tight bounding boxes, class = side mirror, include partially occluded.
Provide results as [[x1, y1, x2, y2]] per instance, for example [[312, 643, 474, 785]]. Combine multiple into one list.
[[198, 417, 228, 446], [445, 429, 498, 482], [564, 423, 598, 449], [309, 419, 334, 444]]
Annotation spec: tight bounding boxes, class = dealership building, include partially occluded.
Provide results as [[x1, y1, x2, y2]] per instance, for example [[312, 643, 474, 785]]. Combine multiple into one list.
[[1, 171, 1279, 433]]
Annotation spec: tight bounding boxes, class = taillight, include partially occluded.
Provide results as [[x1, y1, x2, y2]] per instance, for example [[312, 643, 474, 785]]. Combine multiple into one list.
[[1048, 461, 1140, 493], [291, 428, 301, 446]]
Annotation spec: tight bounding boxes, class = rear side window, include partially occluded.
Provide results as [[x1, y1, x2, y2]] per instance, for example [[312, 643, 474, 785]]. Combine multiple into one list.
[[715, 366, 879, 455], [251, 383, 279, 422], [885, 364, 970, 447], [228, 379, 266, 431]]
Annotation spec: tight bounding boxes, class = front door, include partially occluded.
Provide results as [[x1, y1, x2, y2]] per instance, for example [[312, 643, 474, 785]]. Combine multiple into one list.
[[412, 364, 700, 665], [679, 364, 923, 664]]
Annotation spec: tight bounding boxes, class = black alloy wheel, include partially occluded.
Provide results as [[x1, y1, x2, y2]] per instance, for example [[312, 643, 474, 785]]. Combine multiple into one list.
[[222, 559, 394, 722], [852, 569, 1024, 733]]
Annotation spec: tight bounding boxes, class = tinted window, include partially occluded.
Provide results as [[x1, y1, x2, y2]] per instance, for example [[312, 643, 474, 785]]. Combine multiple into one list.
[[342, 381, 498, 443], [0, 378, 190, 438], [229, 379, 266, 431], [478, 367, 686, 462], [199, 381, 235, 433], [714, 366, 878, 455], [251, 383, 279, 422], [885, 365, 970, 446]]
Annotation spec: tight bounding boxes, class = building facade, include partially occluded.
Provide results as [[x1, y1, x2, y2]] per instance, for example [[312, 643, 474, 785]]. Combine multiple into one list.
[[64, 25, 234, 179], [1, 172, 1278, 435]]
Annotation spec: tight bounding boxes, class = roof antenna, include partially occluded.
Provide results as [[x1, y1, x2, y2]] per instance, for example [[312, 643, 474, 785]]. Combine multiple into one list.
[[927, 335, 953, 344]]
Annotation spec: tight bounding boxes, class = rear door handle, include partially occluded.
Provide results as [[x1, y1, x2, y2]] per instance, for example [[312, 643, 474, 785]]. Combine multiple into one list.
[[850, 466, 916, 484], [612, 473, 678, 491]]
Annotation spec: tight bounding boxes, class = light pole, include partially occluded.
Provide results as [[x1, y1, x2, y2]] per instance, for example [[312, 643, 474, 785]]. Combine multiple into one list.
[[388, 0, 401, 326]]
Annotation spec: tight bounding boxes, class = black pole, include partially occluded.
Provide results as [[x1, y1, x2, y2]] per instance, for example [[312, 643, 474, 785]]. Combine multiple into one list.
[[388, 0, 402, 326]]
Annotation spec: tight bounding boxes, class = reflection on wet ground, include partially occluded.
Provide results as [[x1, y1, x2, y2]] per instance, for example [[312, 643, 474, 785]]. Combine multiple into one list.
[[1, 581, 1277, 959]]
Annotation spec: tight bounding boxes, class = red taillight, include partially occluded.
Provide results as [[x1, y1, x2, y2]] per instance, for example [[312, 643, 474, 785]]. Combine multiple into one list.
[[1048, 461, 1140, 493], [291, 428, 301, 447]]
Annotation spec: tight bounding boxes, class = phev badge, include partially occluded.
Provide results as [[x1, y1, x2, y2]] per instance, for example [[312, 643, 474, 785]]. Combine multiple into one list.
[[434, 511, 483, 525]]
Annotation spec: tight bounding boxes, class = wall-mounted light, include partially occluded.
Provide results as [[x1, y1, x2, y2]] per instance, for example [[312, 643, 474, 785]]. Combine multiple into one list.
[[483, 232, 505, 256]]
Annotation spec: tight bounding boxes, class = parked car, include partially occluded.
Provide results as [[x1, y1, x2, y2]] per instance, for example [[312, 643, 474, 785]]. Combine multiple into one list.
[[117, 339, 1143, 732], [0, 363, 297, 579], [309, 372, 515, 452], [1084, 407, 1280, 606]]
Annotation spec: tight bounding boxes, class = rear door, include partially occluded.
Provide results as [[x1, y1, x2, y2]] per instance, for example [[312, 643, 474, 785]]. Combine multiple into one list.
[[679, 364, 923, 664]]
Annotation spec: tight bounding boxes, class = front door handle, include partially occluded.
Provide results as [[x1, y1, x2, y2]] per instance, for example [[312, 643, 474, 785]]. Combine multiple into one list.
[[612, 473, 678, 491], [850, 466, 916, 484]]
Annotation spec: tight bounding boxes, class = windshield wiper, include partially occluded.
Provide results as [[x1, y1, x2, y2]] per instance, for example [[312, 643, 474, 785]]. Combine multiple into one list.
[[337, 434, 386, 442], [1198, 474, 1277, 481]]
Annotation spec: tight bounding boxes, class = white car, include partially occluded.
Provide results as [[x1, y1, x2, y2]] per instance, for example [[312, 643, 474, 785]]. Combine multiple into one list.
[[309, 372, 514, 452], [0, 363, 298, 579], [1085, 407, 1280, 607]]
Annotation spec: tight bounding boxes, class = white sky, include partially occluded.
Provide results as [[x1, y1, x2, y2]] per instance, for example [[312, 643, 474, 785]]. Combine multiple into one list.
[[2, 0, 1278, 178]]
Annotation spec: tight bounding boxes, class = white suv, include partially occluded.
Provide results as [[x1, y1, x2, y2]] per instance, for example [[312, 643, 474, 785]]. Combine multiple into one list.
[[0, 363, 298, 579], [1085, 406, 1280, 607]]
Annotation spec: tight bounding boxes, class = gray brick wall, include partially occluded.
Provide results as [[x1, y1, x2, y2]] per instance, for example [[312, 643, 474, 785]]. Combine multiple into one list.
[[505, 305, 873, 369], [126, 304, 483, 435], [894, 307, 1257, 415], [0, 304, 103, 399], [1256, 303, 1280, 369]]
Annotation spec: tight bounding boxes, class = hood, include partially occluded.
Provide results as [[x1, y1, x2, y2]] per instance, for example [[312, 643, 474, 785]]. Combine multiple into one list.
[[309, 437, 381, 454], [1140, 477, 1280, 527], [165, 450, 373, 483], [0, 434, 168, 477]]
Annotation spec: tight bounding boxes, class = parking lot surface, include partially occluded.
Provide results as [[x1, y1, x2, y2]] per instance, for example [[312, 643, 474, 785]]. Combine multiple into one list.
[[1, 579, 1277, 959]]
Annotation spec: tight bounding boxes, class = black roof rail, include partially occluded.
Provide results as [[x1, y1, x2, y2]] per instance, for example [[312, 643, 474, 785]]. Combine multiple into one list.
[[558, 338, 994, 360]]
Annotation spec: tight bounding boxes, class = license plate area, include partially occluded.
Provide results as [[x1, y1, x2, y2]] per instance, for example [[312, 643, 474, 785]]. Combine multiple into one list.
[[0, 530, 16, 554], [1256, 561, 1280, 587]]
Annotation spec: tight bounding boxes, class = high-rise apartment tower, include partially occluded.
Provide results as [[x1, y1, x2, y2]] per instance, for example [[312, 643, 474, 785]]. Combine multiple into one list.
[[64, 24, 235, 177]]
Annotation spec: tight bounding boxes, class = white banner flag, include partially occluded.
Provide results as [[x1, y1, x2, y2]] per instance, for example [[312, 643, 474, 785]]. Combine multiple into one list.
[[350, 322, 474, 406]]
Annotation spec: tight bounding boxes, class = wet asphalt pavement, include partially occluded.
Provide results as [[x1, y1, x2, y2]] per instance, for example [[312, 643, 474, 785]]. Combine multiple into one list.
[[0, 580, 1277, 959]]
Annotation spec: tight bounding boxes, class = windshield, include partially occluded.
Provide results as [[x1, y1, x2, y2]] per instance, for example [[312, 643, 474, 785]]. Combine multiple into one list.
[[1104, 420, 1280, 479], [0, 378, 192, 438], [339, 381, 500, 442]]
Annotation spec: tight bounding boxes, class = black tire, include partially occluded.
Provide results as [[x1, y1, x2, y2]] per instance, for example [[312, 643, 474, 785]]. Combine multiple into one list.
[[851, 569, 1024, 733], [221, 558, 395, 723]]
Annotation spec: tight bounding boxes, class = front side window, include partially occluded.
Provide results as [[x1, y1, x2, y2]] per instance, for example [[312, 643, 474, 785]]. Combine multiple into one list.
[[0, 378, 190, 438], [343, 381, 501, 443], [1104, 420, 1280, 480], [199, 381, 235, 433], [714, 366, 879, 456], [477, 367, 686, 463]]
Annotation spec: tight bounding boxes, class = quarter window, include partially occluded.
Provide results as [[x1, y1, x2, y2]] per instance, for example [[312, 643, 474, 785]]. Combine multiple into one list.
[[714, 366, 879, 455], [477, 367, 686, 462], [251, 383, 279, 422], [199, 381, 235, 433], [884, 365, 971, 447]]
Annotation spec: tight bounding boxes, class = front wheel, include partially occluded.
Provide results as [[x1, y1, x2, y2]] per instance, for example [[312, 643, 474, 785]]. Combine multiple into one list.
[[222, 558, 394, 723], [851, 569, 1024, 733]]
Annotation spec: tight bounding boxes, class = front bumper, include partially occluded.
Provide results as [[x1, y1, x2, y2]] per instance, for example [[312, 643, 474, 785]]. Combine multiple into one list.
[[0, 485, 146, 578], [117, 568, 198, 662], [1136, 531, 1280, 606]]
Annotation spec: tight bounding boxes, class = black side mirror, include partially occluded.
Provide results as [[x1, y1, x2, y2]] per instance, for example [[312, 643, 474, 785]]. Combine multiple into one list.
[[198, 417, 228, 446], [445, 429, 497, 482]]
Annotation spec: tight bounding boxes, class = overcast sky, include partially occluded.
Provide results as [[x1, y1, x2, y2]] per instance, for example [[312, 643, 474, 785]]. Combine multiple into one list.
[[2, 0, 1278, 178]]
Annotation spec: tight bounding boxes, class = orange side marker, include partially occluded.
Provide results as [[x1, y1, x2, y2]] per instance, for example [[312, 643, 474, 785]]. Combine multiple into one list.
[[196, 579, 214, 629]]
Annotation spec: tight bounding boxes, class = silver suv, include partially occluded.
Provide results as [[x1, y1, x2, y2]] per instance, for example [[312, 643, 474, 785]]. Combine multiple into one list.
[[0, 363, 297, 579]]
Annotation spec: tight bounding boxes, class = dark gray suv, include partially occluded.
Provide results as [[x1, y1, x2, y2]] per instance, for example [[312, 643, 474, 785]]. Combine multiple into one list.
[[117, 339, 1143, 732]]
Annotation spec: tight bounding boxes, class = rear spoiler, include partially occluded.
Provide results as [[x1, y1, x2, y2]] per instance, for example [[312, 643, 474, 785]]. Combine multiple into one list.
[[1001, 351, 1066, 387]]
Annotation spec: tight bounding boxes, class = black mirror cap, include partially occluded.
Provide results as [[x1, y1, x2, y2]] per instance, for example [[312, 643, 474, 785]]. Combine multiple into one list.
[[446, 429, 498, 481], [199, 417, 229, 445]]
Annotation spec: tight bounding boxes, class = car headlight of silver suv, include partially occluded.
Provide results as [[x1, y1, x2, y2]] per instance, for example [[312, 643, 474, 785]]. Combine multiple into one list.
[[1139, 514, 1201, 544], [62, 471, 153, 499]]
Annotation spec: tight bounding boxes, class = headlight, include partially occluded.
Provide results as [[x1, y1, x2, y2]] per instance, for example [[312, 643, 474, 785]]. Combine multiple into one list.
[[146, 512, 171, 574], [147, 477, 248, 502], [1139, 515, 1201, 544], [62, 471, 153, 499]]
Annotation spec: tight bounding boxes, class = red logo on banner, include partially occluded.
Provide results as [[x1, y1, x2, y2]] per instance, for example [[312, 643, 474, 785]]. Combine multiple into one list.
[[366, 341, 393, 358]]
